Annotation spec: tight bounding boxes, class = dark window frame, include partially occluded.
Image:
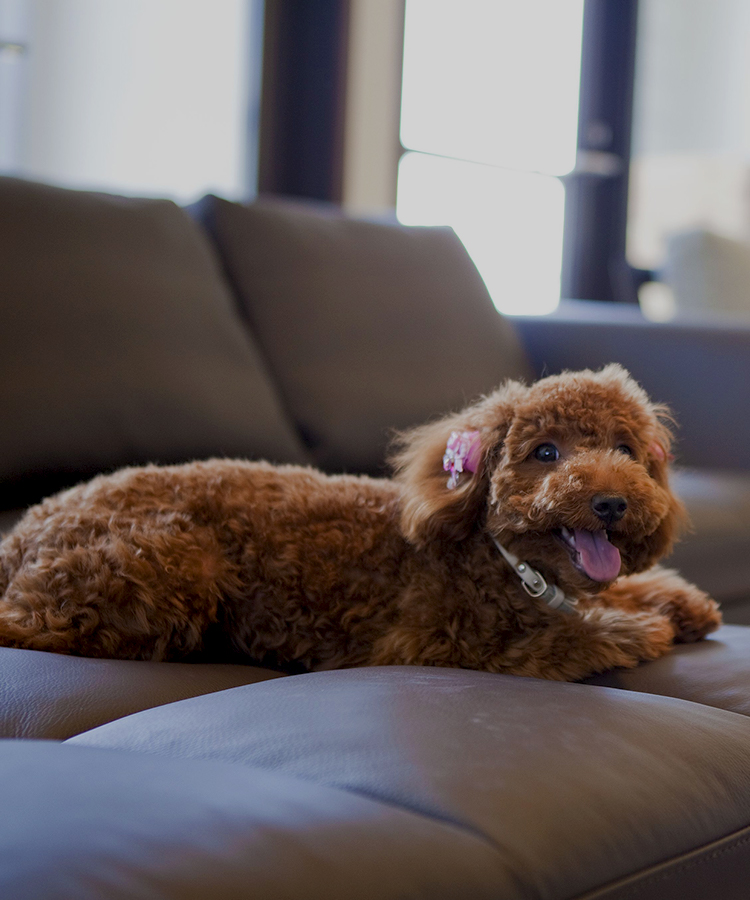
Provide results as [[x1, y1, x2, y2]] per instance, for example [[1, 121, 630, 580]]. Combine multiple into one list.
[[257, 0, 351, 203], [561, 0, 651, 303]]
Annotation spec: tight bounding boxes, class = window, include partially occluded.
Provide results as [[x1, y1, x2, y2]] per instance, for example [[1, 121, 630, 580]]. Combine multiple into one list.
[[396, 0, 584, 315], [629, 0, 750, 320]]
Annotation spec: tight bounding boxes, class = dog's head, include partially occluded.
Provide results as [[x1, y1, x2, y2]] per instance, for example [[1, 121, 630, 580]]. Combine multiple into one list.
[[392, 365, 686, 595]]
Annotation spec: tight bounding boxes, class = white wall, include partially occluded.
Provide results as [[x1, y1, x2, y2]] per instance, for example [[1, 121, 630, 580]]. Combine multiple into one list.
[[7, 0, 256, 202], [0, 0, 30, 171]]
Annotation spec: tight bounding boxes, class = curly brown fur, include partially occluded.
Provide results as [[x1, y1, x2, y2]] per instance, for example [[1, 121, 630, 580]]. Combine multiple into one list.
[[0, 365, 721, 680]]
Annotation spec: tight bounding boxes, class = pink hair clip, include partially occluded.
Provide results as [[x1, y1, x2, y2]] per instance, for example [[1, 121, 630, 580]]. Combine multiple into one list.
[[649, 442, 674, 463], [442, 430, 481, 489], [649, 441, 666, 462]]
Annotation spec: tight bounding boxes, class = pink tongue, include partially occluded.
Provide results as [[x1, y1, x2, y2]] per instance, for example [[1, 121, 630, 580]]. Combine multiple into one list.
[[573, 529, 621, 582]]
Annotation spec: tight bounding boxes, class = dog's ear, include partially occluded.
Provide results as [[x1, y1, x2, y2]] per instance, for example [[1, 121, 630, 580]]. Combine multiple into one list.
[[635, 407, 689, 567], [391, 384, 523, 546], [646, 406, 677, 482]]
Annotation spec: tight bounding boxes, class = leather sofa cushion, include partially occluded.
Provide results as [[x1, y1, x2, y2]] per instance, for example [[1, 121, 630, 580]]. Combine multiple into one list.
[[667, 467, 750, 613], [194, 195, 532, 473], [3, 624, 748, 744], [587, 623, 750, 715], [0, 740, 506, 900], [0, 177, 308, 508], [0, 646, 283, 739], [70, 666, 750, 900]]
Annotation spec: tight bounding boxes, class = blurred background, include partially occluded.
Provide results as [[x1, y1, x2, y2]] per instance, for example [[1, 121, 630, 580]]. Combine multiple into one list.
[[1, 0, 749, 320]]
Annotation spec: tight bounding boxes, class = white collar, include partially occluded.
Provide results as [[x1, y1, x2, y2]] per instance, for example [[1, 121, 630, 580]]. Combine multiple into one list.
[[491, 536, 578, 615]]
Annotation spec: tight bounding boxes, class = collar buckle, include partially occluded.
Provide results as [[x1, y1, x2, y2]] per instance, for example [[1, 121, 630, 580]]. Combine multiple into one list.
[[520, 571, 548, 599], [491, 536, 578, 615]]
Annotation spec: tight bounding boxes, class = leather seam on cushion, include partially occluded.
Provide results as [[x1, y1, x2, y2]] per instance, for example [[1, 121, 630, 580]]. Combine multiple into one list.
[[121, 742, 515, 860], [307, 777, 509, 855], [60, 739, 522, 889], [310, 780, 531, 895], [261, 772, 532, 898], [577, 822, 750, 899]]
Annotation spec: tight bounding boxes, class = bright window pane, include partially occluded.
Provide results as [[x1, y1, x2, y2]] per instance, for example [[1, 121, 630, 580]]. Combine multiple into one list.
[[400, 0, 584, 176], [397, 152, 564, 315]]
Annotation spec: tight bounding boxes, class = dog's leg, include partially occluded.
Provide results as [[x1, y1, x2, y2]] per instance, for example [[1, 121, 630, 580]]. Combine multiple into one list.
[[368, 605, 676, 681], [0, 531, 228, 660], [491, 606, 677, 681], [0, 581, 214, 660], [598, 567, 722, 643]]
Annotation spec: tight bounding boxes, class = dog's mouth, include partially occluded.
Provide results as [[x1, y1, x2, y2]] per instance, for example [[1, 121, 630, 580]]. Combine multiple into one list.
[[555, 526, 621, 583]]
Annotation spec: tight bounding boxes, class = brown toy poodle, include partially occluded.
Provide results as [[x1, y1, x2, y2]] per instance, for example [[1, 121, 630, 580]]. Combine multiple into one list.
[[0, 364, 720, 681]]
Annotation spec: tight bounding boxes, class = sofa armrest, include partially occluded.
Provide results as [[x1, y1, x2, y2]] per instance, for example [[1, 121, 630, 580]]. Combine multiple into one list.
[[511, 300, 750, 470]]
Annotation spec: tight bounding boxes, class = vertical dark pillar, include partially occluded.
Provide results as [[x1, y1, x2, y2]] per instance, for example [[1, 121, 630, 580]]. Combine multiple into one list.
[[561, 0, 643, 302], [258, 0, 351, 203]]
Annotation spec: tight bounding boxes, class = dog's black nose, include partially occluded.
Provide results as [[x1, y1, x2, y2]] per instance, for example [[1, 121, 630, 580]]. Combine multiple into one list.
[[591, 494, 628, 525]]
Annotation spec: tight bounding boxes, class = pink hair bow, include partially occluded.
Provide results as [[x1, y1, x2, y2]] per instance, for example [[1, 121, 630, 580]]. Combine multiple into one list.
[[442, 430, 481, 489]]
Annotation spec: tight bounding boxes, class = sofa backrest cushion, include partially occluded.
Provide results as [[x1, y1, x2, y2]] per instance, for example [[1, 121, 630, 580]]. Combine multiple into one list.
[[0, 177, 309, 507], [194, 196, 532, 474]]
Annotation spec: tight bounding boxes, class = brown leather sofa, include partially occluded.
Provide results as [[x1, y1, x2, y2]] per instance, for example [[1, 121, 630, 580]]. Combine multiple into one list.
[[2, 175, 750, 900]]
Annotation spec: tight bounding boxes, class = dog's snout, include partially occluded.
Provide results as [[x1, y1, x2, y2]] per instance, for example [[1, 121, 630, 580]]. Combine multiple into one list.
[[591, 494, 628, 525]]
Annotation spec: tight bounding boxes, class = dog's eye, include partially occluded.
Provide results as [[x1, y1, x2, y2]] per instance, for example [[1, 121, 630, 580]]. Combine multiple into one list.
[[533, 443, 559, 463], [616, 444, 635, 458]]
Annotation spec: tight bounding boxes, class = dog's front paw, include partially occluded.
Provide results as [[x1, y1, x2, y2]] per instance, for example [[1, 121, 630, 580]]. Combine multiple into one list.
[[601, 568, 721, 644], [581, 607, 675, 671], [657, 580, 722, 643]]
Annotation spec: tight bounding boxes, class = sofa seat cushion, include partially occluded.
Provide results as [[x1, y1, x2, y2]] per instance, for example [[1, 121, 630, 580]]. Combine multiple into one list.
[[586, 624, 750, 716], [70, 666, 750, 900], [0, 740, 506, 900], [0, 177, 308, 509], [0, 646, 283, 739], [667, 468, 750, 615], [194, 196, 532, 473]]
